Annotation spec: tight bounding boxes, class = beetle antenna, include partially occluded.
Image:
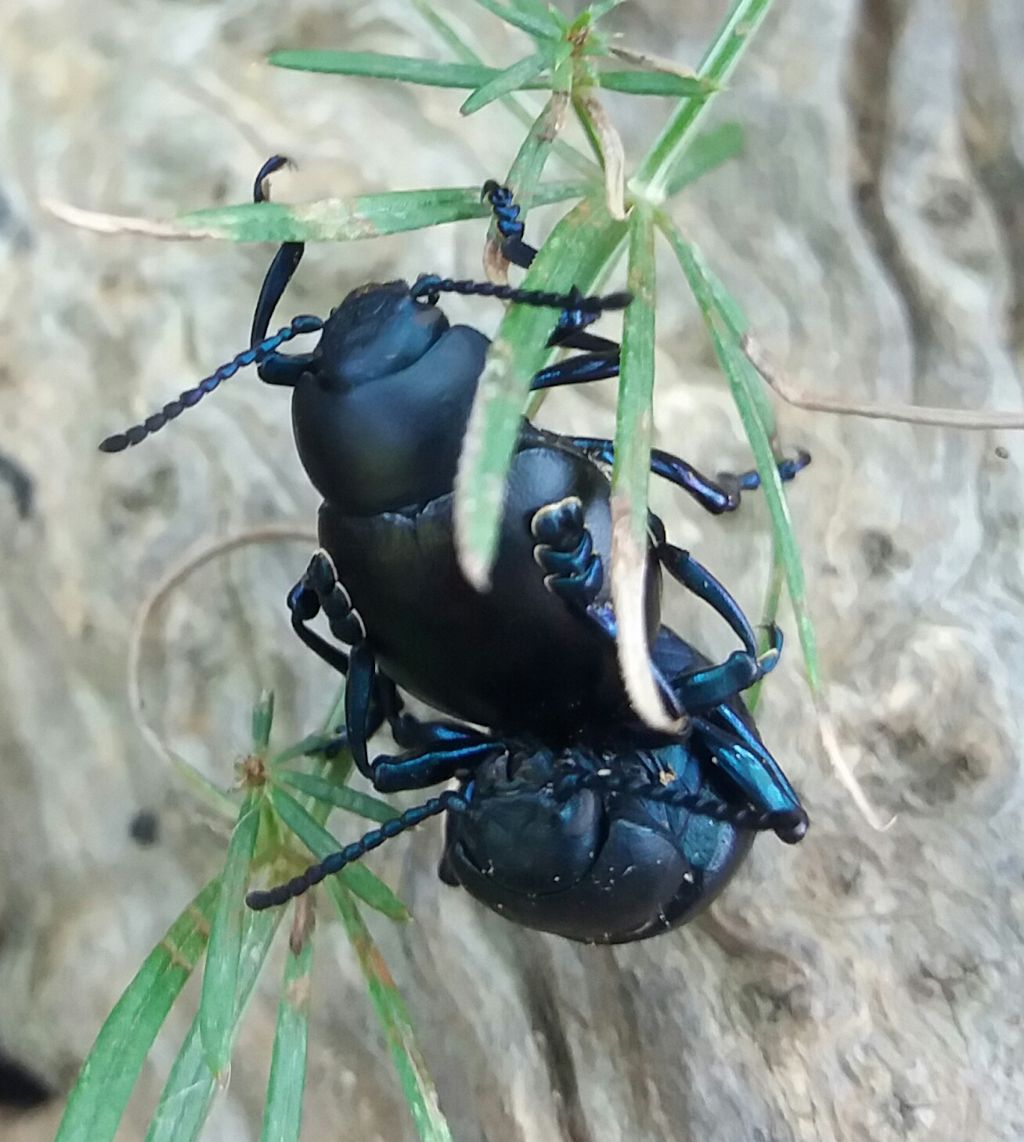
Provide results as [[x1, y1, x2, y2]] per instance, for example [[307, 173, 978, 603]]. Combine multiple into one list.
[[411, 274, 631, 315], [550, 770, 808, 842], [245, 788, 468, 910], [98, 315, 323, 453]]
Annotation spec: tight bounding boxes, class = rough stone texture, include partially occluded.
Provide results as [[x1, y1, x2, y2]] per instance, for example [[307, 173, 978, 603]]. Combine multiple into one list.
[[0, 1, 1021, 1139]]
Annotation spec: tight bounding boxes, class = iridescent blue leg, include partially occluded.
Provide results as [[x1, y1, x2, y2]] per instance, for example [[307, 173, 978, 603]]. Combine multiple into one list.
[[691, 711, 808, 843], [482, 182, 623, 376], [567, 437, 811, 515], [371, 737, 505, 794], [530, 498, 683, 718], [245, 788, 469, 910], [290, 550, 377, 778], [530, 496, 605, 610], [250, 155, 311, 385], [653, 531, 782, 711], [549, 767, 804, 838]]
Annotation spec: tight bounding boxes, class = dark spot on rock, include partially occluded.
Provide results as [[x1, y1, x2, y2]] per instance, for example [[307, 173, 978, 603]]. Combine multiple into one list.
[[995, 446, 1009, 460], [0, 452, 34, 519], [922, 179, 973, 228], [117, 464, 177, 514], [860, 528, 909, 577], [0, 1048, 52, 1109], [129, 809, 159, 846]]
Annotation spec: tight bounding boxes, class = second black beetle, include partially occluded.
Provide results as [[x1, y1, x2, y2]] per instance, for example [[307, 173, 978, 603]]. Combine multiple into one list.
[[245, 623, 807, 944]]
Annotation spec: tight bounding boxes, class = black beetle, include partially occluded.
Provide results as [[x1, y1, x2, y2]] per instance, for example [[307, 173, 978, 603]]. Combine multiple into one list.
[[245, 625, 807, 944], [100, 161, 809, 781]]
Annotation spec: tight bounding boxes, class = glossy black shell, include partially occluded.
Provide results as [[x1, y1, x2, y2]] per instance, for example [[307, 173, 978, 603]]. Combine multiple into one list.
[[291, 281, 661, 740], [436, 636, 757, 944]]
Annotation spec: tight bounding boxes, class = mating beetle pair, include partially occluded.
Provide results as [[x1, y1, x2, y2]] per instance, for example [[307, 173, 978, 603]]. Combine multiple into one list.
[[102, 162, 808, 943]]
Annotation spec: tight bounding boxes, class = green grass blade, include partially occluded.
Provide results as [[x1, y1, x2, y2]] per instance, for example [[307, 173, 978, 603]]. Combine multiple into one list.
[[659, 218, 821, 692], [259, 907, 314, 1142], [634, 0, 775, 198], [609, 204, 676, 731], [664, 122, 745, 195], [276, 769, 399, 825], [269, 788, 410, 922], [327, 886, 453, 1142], [413, 1, 596, 176], [199, 791, 262, 1075], [455, 194, 628, 587], [269, 51, 497, 87], [596, 70, 716, 97], [746, 550, 785, 713], [145, 908, 282, 1142], [460, 52, 550, 115], [55, 879, 221, 1142], [470, 0, 561, 39], [251, 690, 275, 752], [269, 732, 334, 766], [504, 95, 568, 199], [178, 181, 588, 243]]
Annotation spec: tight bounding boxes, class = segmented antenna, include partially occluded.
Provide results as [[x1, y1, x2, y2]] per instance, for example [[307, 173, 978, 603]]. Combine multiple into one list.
[[245, 789, 467, 910], [99, 315, 323, 453], [410, 274, 631, 315]]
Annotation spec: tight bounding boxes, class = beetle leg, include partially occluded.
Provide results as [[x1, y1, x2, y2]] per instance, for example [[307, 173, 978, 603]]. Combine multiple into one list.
[[690, 711, 808, 843], [287, 550, 378, 777], [530, 497, 606, 610], [371, 737, 506, 794], [530, 498, 683, 719], [483, 182, 624, 359], [250, 156, 306, 345], [530, 350, 621, 391], [482, 180, 538, 269], [548, 766, 806, 841], [653, 536, 783, 711], [563, 437, 811, 514]]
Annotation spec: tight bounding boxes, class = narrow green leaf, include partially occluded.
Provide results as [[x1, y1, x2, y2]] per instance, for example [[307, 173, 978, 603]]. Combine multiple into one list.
[[276, 769, 399, 825], [659, 218, 822, 692], [613, 206, 657, 546], [259, 908, 314, 1142], [596, 70, 717, 97], [270, 788, 410, 922], [634, 0, 774, 198], [145, 908, 282, 1142], [199, 791, 261, 1075], [460, 52, 550, 116], [179, 182, 588, 243], [470, 0, 562, 39], [414, 0, 596, 176], [746, 551, 785, 713], [328, 886, 453, 1142], [269, 51, 498, 87], [609, 205, 676, 732], [55, 880, 221, 1142], [664, 122, 745, 196], [455, 194, 628, 587], [251, 690, 275, 751], [270, 731, 336, 767], [505, 95, 569, 199], [511, 0, 566, 28]]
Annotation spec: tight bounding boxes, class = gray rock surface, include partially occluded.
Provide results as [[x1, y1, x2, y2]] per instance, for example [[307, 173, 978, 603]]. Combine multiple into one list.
[[0, 1, 1021, 1139]]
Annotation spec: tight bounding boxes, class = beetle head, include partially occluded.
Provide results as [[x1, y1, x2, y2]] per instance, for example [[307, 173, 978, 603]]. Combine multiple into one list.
[[313, 280, 448, 388]]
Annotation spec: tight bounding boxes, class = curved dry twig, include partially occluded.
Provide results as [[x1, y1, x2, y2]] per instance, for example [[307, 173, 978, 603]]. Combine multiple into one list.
[[127, 524, 317, 817], [744, 334, 1024, 430]]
